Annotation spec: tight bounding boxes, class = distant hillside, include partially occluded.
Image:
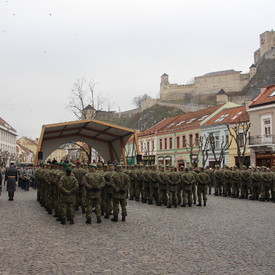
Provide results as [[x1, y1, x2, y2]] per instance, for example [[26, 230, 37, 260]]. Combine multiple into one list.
[[107, 105, 183, 131], [242, 58, 275, 100]]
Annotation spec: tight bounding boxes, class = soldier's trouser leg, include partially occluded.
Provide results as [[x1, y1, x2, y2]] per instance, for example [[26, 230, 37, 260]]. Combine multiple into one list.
[[105, 193, 113, 215], [167, 191, 172, 205], [60, 202, 68, 220], [202, 189, 207, 203], [171, 191, 178, 205], [93, 198, 102, 218], [68, 200, 76, 219], [112, 199, 120, 215], [86, 198, 93, 219], [192, 185, 197, 203], [197, 190, 202, 203], [120, 199, 127, 216], [135, 184, 142, 201], [101, 190, 106, 214]]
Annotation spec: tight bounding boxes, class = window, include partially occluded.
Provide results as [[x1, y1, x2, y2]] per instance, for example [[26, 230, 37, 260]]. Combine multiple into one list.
[[164, 138, 167, 149], [152, 141, 154, 151], [182, 136, 186, 147], [215, 135, 219, 148], [177, 136, 180, 148], [169, 137, 173, 149], [237, 133, 244, 147], [264, 119, 271, 135], [147, 142, 150, 152], [195, 133, 199, 146], [189, 134, 193, 145], [159, 139, 162, 150]]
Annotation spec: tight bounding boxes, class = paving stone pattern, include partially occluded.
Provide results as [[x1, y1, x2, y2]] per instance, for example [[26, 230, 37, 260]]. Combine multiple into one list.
[[0, 188, 275, 275]]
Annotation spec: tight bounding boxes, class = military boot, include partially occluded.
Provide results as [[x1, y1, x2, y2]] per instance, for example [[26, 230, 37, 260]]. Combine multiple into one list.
[[181, 203, 186, 207], [203, 202, 206, 206], [111, 215, 118, 222], [148, 200, 153, 204], [86, 218, 91, 224], [166, 204, 172, 208], [104, 214, 109, 219], [61, 220, 66, 225], [70, 219, 74, 225], [196, 203, 202, 207], [122, 216, 126, 222], [97, 217, 102, 223]]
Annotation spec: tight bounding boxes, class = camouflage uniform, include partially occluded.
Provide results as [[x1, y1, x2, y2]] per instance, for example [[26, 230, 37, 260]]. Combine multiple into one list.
[[189, 168, 198, 204], [205, 167, 214, 195], [239, 166, 250, 199], [58, 169, 79, 224], [110, 165, 130, 221], [83, 165, 105, 224], [142, 166, 151, 203], [149, 165, 159, 204], [196, 168, 210, 206], [103, 164, 116, 218], [157, 166, 168, 206], [181, 168, 195, 207], [270, 167, 275, 202], [250, 168, 261, 200], [222, 167, 232, 197], [231, 166, 240, 198], [259, 167, 272, 201], [166, 167, 180, 208], [135, 165, 144, 201], [128, 166, 136, 200], [72, 163, 87, 213], [214, 166, 223, 196]]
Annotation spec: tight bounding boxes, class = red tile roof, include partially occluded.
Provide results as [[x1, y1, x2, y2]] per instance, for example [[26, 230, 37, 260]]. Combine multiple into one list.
[[157, 105, 223, 133], [249, 85, 275, 108], [0, 117, 17, 133], [202, 106, 246, 126]]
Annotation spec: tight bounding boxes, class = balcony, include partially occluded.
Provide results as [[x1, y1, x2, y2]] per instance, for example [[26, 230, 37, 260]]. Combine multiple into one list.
[[249, 135, 275, 146]]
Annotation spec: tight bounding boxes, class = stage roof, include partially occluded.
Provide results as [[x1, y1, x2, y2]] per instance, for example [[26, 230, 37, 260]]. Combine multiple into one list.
[[34, 119, 137, 165]]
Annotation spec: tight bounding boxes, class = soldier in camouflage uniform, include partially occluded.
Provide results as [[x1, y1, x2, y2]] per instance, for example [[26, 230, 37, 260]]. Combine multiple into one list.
[[259, 166, 272, 201], [103, 164, 116, 219], [142, 165, 151, 203], [73, 161, 87, 213], [53, 163, 65, 220], [135, 164, 144, 201], [222, 166, 232, 197], [166, 166, 180, 208], [189, 167, 197, 204], [58, 166, 79, 225], [239, 165, 250, 199], [231, 166, 240, 198], [110, 165, 130, 222], [181, 167, 195, 207], [83, 164, 105, 224], [205, 166, 214, 195], [149, 165, 159, 205], [157, 166, 168, 206], [128, 165, 136, 200], [250, 167, 261, 200], [196, 167, 211, 206], [214, 165, 223, 196]]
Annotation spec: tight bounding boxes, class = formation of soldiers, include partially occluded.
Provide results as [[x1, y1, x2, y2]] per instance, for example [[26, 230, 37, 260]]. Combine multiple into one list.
[[35, 161, 129, 225], [212, 165, 275, 202], [35, 162, 275, 225]]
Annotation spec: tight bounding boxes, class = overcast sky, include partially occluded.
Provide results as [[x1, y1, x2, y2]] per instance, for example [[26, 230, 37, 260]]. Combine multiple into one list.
[[1, 0, 274, 139]]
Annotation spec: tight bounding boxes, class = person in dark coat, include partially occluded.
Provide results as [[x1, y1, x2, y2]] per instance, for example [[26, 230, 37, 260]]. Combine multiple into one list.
[[5, 162, 17, 201]]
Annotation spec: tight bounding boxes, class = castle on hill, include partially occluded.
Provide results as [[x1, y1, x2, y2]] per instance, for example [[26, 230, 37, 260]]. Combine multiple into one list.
[[159, 30, 275, 103]]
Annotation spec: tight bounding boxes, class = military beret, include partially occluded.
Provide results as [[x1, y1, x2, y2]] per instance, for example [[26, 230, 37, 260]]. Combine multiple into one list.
[[76, 161, 81, 165], [66, 167, 72, 172], [83, 163, 88, 167], [89, 164, 97, 168], [116, 165, 122, 169]]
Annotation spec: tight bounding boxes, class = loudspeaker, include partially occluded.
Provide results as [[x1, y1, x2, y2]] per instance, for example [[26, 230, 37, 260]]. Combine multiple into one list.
[[136, 154, 142, 163], [38, 151, 43, 160]]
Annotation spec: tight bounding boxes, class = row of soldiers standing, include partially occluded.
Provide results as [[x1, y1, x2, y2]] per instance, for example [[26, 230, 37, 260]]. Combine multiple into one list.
[[212, 165, 275, 202], [35, 162, 129, 225], [127, 164, 210, 207]]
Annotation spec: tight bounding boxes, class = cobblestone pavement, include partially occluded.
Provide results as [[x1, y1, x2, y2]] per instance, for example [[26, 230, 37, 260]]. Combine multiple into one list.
[[0, 187, 275, 275]]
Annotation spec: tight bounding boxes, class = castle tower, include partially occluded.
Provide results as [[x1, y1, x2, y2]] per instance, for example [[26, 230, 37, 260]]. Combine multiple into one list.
[[160, 73, 169, 100], [249, 64, 257, 79]]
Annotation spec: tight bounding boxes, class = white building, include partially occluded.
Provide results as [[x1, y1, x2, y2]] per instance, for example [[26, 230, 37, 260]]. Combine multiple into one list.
[[0, 117, 17, 166]]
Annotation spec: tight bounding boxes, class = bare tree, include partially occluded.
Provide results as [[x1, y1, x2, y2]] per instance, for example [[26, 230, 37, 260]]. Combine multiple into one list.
[[227, 121, 251, 168], [133, 94, 151, 108], [185, 136, 201, 167], [209, 133, 232, 167], [199, 135, 211, 168]]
